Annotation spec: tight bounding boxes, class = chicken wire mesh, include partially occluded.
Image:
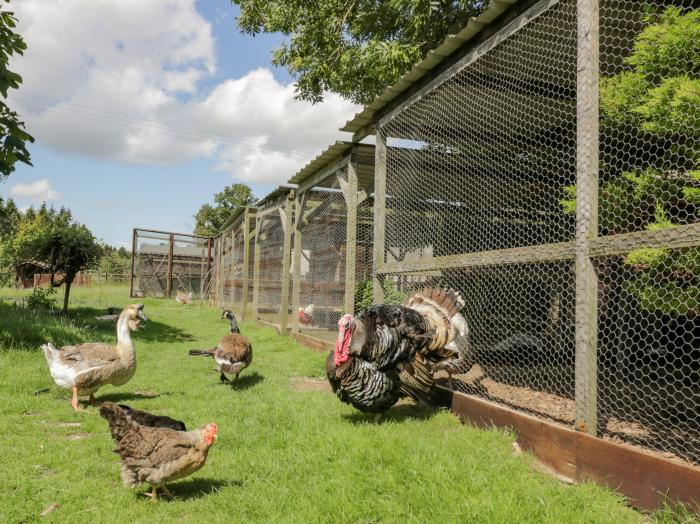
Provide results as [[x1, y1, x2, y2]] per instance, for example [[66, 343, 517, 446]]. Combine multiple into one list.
[[131, 229, 212, 299], [375, 0, 700, 465], [255, 200, 293, 327], [294, 176, 375, 343]]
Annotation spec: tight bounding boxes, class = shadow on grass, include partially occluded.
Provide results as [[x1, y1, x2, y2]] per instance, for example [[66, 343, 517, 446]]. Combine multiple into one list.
[[0, 302, 196, 351], [342, 402, 439, 425], [163, 477, 243, 501], [226, 372, 264, 391], [97, 391, 172, 403]]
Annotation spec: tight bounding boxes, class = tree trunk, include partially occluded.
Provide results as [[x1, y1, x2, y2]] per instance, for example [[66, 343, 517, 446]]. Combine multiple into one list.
[[63, 279, 72, 313]]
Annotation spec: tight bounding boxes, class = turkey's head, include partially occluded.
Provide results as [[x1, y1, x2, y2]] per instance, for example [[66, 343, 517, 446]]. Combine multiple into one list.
[[334, 314, 355, 366]]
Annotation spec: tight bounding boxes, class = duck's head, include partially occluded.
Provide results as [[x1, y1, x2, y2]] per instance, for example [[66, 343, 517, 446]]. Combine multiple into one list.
[[122, 304, 148, 331]]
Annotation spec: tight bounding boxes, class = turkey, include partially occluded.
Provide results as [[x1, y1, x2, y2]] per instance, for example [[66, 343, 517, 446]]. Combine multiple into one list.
[[328, 287, 471, 419]]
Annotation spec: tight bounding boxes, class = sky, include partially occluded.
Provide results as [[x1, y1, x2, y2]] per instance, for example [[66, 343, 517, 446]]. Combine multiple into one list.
[[2, 0, 360, 248]]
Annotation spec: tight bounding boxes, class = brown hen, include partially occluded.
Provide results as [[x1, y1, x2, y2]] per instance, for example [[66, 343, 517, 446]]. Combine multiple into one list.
[[99, 402, 217, 501]]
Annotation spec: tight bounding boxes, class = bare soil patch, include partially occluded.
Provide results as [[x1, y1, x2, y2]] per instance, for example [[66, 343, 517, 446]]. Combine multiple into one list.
[[290, 377, 331, 393]]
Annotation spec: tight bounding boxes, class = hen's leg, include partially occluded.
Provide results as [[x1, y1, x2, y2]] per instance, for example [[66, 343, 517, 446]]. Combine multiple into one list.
[[146, 486, 159, 502], [373, 413, 384, 424], [71, 387, 82, 412], [161, 485, 174, 498], [88, 394, 97, 406], [234, 372, 239, 382], [219, 371, 230, 383]]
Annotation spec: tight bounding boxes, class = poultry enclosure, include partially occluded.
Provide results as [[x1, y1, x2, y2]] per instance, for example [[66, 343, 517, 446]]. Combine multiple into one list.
[[288, 142, 375, 345], [130, 229, 213, 300], [357, 0, 700, 466]]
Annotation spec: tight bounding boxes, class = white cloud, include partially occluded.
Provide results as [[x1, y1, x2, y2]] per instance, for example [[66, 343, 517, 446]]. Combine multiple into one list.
[[9, 1, 359, 185], [9, 178, 62, 202]]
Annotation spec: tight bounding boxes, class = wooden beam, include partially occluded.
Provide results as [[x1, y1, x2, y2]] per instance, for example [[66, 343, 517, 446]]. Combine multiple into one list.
[[591, 222, 700, 255], [373, 132, 387, 303], [166, 233, 174, 298], [296, 156, 350, 193], [279, 192, 295, 332], [343, 162, 358, 314], [574, 0, 599, 436], [241, 209, 252, 321], [290, 193, 306, 333], [448, 390, 700, 511], [129, 228, 137, 298], [252, 217, 262, 320], [134, 227, 210, 240]]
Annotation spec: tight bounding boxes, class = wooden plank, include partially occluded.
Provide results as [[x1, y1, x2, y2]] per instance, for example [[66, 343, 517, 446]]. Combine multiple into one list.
[[373, 132, 387, 303], [279, 193, 295, 332], [450, 391, 577, 480], [166, 233, 175, 298], [574, 0, 599, 436], [205, 237, 212, 299], [296, 156, 350, 193], [291, 331, 334, 353], [241, 209, 253, 321], [576, 432, 700, 511], [134, 227, 210, 240], [591, 222, 700, 255], [377, 241, 576, 275], [448, 390, 700, 511], [343, 163, 358, 314], [290, 193, 305, 333], [129, 228, 137, 298], [252, 217, 262, 320]]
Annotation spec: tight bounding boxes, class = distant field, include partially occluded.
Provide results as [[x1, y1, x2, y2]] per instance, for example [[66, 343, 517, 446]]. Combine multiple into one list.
[[0, 285, 655, 522]]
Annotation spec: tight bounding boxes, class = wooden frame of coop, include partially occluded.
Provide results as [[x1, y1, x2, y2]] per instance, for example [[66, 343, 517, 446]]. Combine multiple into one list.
[[287, 142, 375, 350]]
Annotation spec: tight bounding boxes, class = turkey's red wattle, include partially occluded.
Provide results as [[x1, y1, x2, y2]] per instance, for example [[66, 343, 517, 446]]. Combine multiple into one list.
[[334, 314, 354, 366]]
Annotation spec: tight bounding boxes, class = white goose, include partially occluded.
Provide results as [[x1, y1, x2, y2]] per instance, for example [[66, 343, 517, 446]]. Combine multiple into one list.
[[42, 304, 147, 411]]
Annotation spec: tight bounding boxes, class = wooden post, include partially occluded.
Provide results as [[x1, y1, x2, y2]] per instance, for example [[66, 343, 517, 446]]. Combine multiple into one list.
[[290, 193, 305, 333], [166, 233, 174, 297], [279, 192, 295, 333], [252, 215, 262, 321], [242, 209, 254, 321], [217, 233, 226, 305], [373, 131, 387, 304], [129, 228, 137, 298], [206, 237, 212, 299], [575, 0, 599, 436], [344, 160, 359, 314]]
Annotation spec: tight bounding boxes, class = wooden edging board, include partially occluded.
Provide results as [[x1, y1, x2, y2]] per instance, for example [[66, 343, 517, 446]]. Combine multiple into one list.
[[442, 387, 700, 512], [291, 331, 334, 353]]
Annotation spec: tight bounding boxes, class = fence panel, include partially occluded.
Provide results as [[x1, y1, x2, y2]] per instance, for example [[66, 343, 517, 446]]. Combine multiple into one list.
[[375, 0, 699, 465]]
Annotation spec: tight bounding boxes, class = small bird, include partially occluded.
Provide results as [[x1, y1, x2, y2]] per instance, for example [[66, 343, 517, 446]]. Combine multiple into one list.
[[298, 303, 315, 326], [189, 310, 252, 383], [116, 404, 186, 431], [175, 291, 193, 305], [100, 402, 216, 501]]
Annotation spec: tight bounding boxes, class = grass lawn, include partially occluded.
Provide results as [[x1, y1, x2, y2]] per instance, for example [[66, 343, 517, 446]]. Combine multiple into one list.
[[0, 285, 668, 522]]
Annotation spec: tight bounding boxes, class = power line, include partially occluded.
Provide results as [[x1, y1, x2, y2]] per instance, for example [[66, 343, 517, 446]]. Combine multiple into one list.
[[14, 92, 319, 159]]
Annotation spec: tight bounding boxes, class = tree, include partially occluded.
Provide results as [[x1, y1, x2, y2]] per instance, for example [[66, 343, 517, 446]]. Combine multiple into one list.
[[0, 2, 34, 178], [2, 207, 101, 312], [194, 183, 257, 236], [232, 0, 486, 104], [99, 244, 131, 277], [561, 7, 699, 317]]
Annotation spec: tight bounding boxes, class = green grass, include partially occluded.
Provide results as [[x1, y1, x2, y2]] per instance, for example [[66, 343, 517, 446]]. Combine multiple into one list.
[[0, 285, 660, 522]]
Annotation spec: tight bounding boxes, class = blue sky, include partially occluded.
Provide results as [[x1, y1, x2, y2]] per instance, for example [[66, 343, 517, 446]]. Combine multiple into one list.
[[3, 1, 358, 247]]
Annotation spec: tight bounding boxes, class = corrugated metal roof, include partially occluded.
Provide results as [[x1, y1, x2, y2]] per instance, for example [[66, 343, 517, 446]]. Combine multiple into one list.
[[288, 141, 355, 185], [341, 0, 522, 138]]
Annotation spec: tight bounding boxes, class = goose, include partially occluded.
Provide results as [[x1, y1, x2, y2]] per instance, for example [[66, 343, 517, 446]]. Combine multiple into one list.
[[42, 304, 148, 411], [189, 310, 252, 383]]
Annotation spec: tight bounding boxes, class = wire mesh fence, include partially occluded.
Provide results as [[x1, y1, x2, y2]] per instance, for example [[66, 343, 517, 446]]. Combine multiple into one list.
[[375, 0, 699, 465], [131, 229, 213, 299], [254, 194, 294, 330], [212, 208, 256, 318]]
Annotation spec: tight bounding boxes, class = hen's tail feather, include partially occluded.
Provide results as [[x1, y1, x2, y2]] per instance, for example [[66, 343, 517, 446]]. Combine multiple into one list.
[[188, 349, 215, 357], [99, 402, 136, 443]]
